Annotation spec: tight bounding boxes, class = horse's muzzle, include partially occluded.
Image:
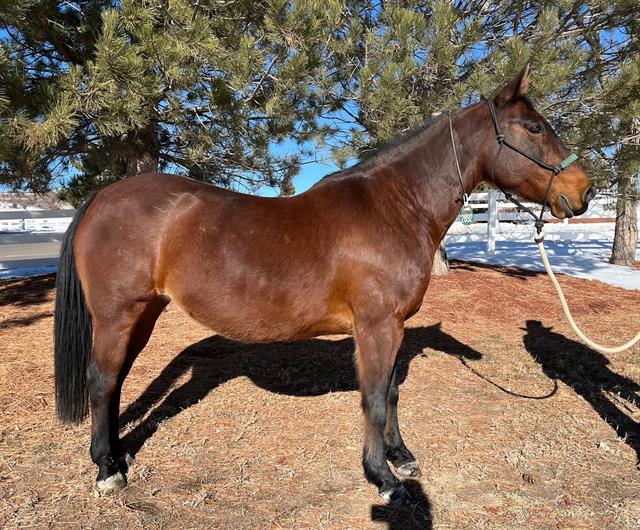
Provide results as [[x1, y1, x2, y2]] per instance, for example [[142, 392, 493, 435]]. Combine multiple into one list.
[[559, 186, 595, 218]]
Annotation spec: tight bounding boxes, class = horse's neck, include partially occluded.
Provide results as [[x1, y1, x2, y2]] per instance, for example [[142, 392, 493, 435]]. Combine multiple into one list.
[[369, 105, 486, 250]]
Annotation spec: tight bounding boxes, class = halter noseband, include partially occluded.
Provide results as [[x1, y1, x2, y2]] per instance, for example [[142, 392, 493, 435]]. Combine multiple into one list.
[[483, 97, 578, 240]]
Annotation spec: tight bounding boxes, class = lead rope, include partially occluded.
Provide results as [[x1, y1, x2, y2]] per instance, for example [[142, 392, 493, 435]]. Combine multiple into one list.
[[535, 227, 640, 354]]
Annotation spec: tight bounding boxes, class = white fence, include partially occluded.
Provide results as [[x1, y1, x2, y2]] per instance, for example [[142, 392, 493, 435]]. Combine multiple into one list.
[[0, 212, 75, 233], [454, 190, 555, 254], [451, 190, 618, 255], [455, 191, 552, 224]]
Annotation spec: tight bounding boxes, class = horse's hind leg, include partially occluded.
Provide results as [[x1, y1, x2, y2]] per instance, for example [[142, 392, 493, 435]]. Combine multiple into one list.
[[384, 365, 421, 478], [89, 298, 166, 494], [109, 297, 169, 463], [354, 315, 410, 505], [88, 315, 137, 494]]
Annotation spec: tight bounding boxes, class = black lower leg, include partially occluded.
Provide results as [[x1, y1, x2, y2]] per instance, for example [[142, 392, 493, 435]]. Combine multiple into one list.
[[355, 317, 411, 504], [362, 383, 401, 495], [384, 366, 416, 468], [108, 383, 132, 473], [88, 361, 121, 482]]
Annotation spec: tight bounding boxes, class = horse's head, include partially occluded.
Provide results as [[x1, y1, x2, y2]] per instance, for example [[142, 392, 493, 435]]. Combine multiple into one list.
[[484, 65, 595, 218]]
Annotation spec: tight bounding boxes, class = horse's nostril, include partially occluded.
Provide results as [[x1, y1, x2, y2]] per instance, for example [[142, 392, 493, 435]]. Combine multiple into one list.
[[584, 186, 596, 204]]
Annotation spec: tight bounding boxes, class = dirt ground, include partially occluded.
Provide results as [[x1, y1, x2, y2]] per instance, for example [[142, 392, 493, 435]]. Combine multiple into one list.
[[1, 262, 639, 529]]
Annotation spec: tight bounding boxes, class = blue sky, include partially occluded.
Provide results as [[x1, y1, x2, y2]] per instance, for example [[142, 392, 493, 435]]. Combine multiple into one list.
[[258, 157, 340, 197], [258, 129, 346, 197]]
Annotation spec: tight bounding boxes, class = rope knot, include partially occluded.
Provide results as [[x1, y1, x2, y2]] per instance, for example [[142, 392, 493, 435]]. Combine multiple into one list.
[[534, 220, 545, 243]]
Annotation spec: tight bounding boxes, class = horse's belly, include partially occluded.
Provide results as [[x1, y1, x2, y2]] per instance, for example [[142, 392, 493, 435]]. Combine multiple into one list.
[[179, 301, 352, 342], [165, 274, 353, 342]]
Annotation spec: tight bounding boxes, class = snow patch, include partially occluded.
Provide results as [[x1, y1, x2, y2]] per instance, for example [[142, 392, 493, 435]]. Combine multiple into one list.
[[445, 222, 640, 290]]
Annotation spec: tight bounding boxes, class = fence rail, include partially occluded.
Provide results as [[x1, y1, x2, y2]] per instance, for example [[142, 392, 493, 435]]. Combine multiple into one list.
[[453, 190, 618, 255], [0, 210, 75, 233]]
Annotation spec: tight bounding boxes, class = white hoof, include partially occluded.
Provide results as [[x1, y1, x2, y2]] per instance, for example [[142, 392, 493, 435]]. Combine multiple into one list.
[[96, 472, 127, 495], [395, 461, 422, 478]]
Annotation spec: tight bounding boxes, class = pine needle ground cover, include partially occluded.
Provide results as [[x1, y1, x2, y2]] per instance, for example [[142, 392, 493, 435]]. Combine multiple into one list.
[[1, 264, 639, 529]]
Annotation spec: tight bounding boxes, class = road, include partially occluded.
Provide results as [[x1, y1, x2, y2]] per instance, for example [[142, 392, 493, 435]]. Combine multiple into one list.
[[0, 232, 63, 271]]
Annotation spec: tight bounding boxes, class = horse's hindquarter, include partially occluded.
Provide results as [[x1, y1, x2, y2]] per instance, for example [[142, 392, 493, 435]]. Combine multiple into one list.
[[74, 174, 187, 322]]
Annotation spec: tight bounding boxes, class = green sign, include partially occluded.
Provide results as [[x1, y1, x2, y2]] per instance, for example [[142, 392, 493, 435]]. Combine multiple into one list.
[[460, 205, 474, 226]]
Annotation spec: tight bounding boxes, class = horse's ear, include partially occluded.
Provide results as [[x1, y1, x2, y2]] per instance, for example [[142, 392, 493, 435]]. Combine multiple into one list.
[[494, 64, 530, 107]]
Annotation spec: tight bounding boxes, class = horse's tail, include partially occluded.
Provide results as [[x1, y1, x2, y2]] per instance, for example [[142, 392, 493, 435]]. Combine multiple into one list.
[[54, 194, 96, 424]]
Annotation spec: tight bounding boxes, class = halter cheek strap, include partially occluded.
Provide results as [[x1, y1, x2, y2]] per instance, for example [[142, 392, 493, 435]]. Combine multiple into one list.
[[483, 97, 579, 239]]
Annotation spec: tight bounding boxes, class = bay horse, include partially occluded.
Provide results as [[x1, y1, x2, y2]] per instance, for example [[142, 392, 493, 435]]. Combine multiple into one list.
[[54, 66, 594, 504]]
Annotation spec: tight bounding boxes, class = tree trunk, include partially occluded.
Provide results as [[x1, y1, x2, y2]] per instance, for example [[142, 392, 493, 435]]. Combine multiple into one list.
[[610, 117, 639, 267], [610, 169, 638, 266], [432, 241, 450, 276], [126, 149, 159, 176], [126, 122, 160, 176]]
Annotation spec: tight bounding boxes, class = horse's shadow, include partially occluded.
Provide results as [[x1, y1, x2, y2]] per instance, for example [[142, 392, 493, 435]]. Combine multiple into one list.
[[371, 479, 433, 529], [120, 323, 482, 457], [523, 320, 640, 463]]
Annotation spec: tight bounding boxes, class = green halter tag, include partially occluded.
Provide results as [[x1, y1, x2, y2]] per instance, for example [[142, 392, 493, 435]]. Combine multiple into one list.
[[460, 205, 474, 226], [559, 153, 578, 170]]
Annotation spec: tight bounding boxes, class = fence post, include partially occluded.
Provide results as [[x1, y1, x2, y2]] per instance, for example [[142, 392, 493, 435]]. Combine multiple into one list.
[[487, 189, 498, 254]]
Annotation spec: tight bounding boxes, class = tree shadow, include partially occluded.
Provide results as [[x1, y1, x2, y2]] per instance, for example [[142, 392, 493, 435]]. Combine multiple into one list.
[[0, 274, 55, 307], [371, 479, 432, 529], [523, 320, 640, 463], [120, 323, 483, 456], [0, 311, 52, 330], [449, 259, 543, 281]]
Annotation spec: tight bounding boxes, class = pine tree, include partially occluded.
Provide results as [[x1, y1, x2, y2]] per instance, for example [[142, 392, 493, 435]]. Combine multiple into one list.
[[0, 0, 343, 203]]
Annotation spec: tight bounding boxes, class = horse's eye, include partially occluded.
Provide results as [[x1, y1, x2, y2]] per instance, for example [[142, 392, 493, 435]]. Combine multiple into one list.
[[526, 123, 543, 134]]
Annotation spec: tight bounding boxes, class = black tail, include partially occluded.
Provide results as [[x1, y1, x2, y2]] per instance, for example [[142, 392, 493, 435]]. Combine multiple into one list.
[[54, 194, 97, 424]]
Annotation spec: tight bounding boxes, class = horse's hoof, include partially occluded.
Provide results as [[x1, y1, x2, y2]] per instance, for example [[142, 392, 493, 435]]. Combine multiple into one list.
[[95, 472, 127, 495], [395, 461, 422, 478], [379, 484, 413, 506]]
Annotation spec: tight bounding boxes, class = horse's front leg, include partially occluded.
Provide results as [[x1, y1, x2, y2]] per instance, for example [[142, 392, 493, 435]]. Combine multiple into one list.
[[354, 314, 412, 505], [384, 364, 421, 478]]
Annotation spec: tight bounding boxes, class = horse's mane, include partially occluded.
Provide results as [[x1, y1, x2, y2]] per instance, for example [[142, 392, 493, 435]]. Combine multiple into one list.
[[316, 113, 446, 184]]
